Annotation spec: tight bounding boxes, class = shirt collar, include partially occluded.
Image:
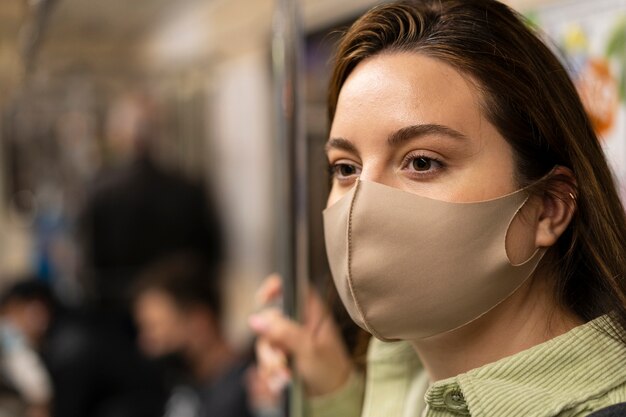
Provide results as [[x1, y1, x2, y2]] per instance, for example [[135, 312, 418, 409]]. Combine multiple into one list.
[[425, 316, 626, 416]]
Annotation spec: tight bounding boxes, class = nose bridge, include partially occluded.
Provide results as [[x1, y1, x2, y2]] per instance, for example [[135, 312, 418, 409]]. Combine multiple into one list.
[[359, 157, 388, 184]]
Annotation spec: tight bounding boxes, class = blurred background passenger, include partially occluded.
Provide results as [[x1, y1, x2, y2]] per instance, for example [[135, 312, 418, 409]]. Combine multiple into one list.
[[42, 298, 165, 417], [42, 92, 226, 417], [0, 279, 54, 417], [79, 92, 224, 317], [133, 252, 255, 417]]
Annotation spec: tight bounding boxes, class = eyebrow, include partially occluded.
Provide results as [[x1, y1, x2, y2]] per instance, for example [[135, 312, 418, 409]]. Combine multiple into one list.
[[324, 137, 359, 156], [325, 123, 468, 155], [387, 124, 468, 146]]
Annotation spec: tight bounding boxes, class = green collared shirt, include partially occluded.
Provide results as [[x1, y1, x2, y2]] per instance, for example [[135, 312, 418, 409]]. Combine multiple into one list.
[[308, 316, 626, 417]]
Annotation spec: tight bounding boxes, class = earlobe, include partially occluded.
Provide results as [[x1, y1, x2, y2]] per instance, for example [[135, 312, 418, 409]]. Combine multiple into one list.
[[534, 166, 577, 247]]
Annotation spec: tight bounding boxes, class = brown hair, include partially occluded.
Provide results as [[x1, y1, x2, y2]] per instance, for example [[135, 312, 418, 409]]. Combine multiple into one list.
[[328, 0, 626, 337], [133, 251, 222, 317]]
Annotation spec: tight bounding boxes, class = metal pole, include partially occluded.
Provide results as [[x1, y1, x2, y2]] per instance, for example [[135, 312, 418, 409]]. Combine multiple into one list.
[[272, 0, 307, 415]]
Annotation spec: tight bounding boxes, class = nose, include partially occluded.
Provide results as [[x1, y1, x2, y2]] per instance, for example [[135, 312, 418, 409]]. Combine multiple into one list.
[[358, 161, 391, 186]]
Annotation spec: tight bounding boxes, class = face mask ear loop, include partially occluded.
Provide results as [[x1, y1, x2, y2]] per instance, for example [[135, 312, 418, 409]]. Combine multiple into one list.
[[502, 194, 545, 266], [346, 179, 386, 340], [503, 166, 559, 265]]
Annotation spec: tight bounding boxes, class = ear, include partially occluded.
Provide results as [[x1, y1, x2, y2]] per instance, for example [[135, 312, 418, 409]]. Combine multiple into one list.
[[535, 166, 577, 247]]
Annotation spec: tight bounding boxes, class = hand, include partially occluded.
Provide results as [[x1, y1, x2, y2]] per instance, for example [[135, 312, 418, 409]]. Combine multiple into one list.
[[246, 365, 281, 415], [248, 274, 354, 397]]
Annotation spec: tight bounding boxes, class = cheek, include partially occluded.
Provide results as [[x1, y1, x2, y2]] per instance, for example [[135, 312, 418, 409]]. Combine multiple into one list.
[[136, 305, 185, 355], [326, 186, 345, 208]]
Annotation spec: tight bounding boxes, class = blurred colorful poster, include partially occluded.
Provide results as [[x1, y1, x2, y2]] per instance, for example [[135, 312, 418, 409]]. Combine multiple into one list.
[[532, 0, 626, 200]]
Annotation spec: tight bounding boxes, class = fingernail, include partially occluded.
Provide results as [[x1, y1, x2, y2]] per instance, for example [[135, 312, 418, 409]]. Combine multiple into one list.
[[249, 314, 269, 332]]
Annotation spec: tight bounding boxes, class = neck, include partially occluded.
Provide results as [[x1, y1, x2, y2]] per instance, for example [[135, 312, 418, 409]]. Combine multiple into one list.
[[186, 337, 236, 382], [411, 271, 583, 382]]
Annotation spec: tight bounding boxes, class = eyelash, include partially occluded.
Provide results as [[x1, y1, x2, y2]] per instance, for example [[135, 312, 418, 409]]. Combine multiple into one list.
[[328, 152, 444, 183], [401, 152, 445, 177], [328, 163, 360, 180]]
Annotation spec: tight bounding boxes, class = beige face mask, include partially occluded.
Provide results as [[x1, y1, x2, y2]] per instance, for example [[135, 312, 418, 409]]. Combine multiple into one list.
[[323, 179, 546, 341]]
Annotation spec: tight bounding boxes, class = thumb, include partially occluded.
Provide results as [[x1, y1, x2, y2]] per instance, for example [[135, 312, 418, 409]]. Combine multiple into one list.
[[255, 274, 283, 307]]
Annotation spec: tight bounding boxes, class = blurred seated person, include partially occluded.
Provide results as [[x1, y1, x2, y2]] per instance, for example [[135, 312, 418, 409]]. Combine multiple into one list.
[[133, 252, 255, 417], [0, 279, 54, 417]]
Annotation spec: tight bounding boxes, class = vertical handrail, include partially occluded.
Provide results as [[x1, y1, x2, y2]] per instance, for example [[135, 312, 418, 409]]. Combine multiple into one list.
[[272, 0, 307, 415]]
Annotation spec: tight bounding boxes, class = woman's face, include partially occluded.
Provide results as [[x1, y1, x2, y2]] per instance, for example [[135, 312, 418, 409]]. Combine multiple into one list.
[[326, 52, 538, 262], [327, 52, 517, 206]]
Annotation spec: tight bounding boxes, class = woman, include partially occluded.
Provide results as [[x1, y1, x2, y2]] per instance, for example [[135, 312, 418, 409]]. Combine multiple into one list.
[[249, 1, 626, 416]]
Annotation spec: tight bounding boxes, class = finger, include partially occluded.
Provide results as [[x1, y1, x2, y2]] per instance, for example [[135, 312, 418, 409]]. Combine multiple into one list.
[[245, 366, 280, 409], [255, 274, 283, 307], [249, 308, 303, 353], [255, 340, 291, 394], [257, 338, 288, 371], [305, 286, 325, 319]]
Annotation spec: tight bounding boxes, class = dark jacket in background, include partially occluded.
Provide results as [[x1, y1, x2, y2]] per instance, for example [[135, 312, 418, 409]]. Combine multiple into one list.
[[80, 155, 224, 309], [46, 155, 225, 417]]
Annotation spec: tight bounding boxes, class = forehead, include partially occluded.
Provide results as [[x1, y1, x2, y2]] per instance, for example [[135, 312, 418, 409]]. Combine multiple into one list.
[[136, 289, 180, 316], [331, 52, 485, 138]]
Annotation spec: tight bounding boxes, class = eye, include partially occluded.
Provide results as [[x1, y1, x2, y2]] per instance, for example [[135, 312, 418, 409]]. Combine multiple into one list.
[[402, 153, 444, 177], [412, 157, 432, 171], [330, 162, 361, 181], [338, 164, 357, 177]]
